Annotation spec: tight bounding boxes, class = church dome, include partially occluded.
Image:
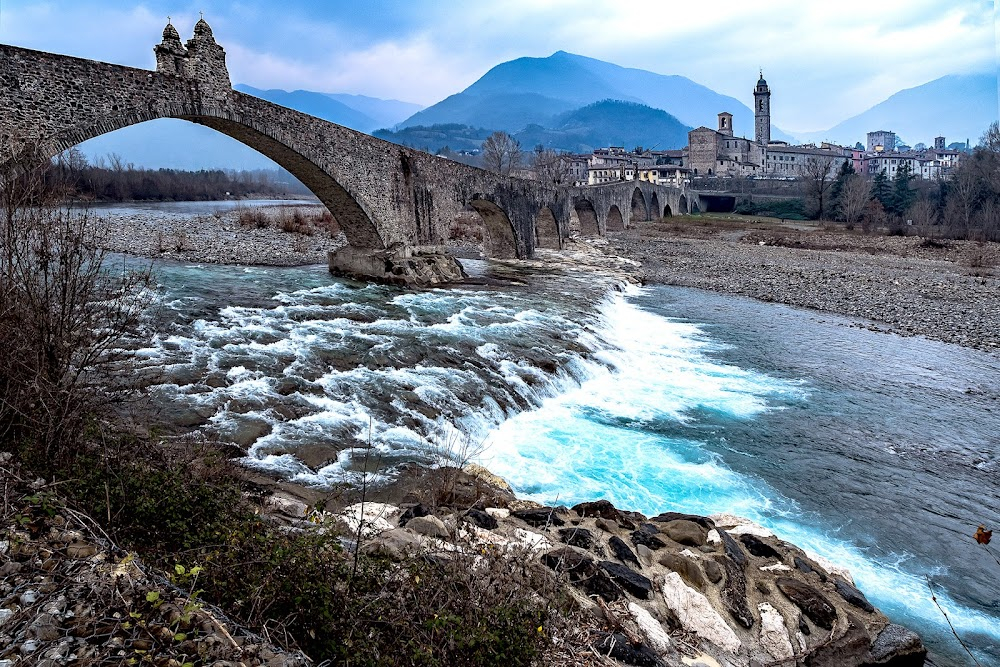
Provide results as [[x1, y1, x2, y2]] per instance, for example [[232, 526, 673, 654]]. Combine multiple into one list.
[[162, 22, 180, 41]]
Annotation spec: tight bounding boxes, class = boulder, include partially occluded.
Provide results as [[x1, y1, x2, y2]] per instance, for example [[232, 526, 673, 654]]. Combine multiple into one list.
[[775, 577, 837, 630], [511, 507, 564, 527], [593, 632, 663, 667], [542, 548, 623, 601], [397, 503, 430, 527], [631, 524, 668, 550], [627, 602, 672, 656], [658, 552, 707, 589], [738, 533, 783, 560], [659, 520, 707, 547], [721, 557, 755, 628], [339, 502, 399, 538], [718, 529, 748, 568], [406, 515, 450, 539], [758, 602, 794, 661], [650, 512, 715, 530], [559, 526, 595, 549], [609, 536, 642, 568], [463, 508, 498, 530], [794, 555, 828, 582], [833, 576, 875, 613], [868, 623, 927, 666], [660, 572, 742, 654], [572, 499, 621, 521], [804, 612, 871, 667], [702, 559, 724, 584], [600, 561, 654, 599]]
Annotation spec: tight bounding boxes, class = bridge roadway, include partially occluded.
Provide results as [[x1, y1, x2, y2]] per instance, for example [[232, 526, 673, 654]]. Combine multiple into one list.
[[0, 19, 691, 283]]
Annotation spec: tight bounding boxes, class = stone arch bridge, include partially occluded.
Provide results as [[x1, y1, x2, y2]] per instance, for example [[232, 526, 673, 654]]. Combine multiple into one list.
[[0, 20, 689, 283]]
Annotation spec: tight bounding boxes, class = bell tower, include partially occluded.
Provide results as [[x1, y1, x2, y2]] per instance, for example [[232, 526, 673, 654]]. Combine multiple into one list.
[[754, 71, 771, 145]]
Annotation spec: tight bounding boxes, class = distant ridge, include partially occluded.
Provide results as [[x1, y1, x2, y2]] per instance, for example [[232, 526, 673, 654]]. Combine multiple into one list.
[[399, 50, 795, 143], [796, 73, 999, 147]]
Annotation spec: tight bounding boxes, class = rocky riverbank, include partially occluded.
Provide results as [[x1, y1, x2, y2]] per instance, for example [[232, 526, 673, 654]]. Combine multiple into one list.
[[95, 203, 344, 266], [269, 465, 928, 667], [609, 219, 1000, 353], [3, 446, 929, 667]]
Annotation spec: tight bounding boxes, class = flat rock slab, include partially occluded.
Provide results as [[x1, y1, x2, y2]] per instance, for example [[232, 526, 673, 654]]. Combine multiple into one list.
[[512, 507, 565, 527], [594, 632, 663, 667], [463, 508, 498, 530], [559, 526, 595, 549], [869, 623, 927, 665], [833, 576, 875, 613], [738, 533, 783, 560], [659, 520, 707, 547], [610, 535, 642, 568], [600, 561, 653, 599], [776, 577, 838, 630]]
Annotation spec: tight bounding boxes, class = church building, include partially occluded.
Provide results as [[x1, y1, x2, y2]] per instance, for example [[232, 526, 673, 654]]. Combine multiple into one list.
[[685, 74, 847, 178]]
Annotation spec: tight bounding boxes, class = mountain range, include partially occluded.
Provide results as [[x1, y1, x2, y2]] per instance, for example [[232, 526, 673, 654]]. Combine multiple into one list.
[[397, 50, 795, 148], [73, 51, 992, 170], [796, 73, 998, 148]]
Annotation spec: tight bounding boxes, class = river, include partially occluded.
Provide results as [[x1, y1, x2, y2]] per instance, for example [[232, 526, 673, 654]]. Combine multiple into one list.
[[110, 201, 999, 665]]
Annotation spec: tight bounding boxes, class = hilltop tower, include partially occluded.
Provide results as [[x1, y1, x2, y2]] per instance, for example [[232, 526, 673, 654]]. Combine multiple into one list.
[[754, 72, 771, 145]]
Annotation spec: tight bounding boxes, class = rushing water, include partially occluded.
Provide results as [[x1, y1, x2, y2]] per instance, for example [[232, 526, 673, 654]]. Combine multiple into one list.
[[133, 249, 999, 665]]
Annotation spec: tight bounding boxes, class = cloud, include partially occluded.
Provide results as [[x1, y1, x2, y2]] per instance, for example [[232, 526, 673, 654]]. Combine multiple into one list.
[[0, 0, 994, 131]]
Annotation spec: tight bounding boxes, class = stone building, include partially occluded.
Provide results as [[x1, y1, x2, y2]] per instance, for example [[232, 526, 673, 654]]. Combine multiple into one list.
[[867, 130, 896, 152], [685, 74, 848, 179]]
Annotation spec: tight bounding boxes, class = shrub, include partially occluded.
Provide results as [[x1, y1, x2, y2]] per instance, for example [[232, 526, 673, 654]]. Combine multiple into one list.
[[0, 142, 153, 461]]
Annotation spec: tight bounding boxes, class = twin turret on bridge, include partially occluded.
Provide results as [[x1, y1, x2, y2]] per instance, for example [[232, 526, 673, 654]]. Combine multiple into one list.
[[0, 19, 690, 285]]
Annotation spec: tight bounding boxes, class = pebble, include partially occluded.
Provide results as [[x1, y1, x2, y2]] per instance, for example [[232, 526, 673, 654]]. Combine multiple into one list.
[[612, 226, 1000, 353]]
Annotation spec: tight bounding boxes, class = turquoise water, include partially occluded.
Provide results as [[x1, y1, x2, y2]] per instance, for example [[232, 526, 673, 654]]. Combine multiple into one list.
[[138, 256, 1000, 665]]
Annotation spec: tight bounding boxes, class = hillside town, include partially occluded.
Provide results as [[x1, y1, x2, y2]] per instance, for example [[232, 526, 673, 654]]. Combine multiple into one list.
[[549, 74, 967, 188]]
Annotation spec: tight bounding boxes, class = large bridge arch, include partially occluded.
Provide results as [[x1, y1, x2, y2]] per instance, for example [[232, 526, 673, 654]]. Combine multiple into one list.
[[468, 198, 518, 259], [631, 187, 649, 222], [24, 102, 387, 250], [573, 198, 600, 236], [606, 205, 625, 231], [534, 206, 560, 249]]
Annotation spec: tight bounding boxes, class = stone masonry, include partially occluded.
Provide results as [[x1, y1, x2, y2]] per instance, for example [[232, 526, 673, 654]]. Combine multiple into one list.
[[0, 21, 687, 282]]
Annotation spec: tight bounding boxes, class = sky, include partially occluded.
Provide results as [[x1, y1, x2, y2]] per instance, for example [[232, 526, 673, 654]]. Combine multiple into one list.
[[0, 0, 996, 132]]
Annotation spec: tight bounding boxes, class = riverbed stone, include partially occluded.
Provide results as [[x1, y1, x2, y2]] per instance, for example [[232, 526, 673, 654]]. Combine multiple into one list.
[[559, 526, 595, 549], [775, 577, 837, 630], [868, 623, 927, 665], [609, 536, 642, 568], [833, 576, 875, 613], [659, 520, 707, 547], [599, 561, 653, 599], [661, 571, 742, 654]]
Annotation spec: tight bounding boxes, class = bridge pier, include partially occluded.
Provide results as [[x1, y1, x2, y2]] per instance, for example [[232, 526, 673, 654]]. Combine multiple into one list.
[[328, 245, 467, 287]]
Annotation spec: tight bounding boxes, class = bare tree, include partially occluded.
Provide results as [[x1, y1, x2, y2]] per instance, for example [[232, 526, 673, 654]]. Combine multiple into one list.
[[481, 131, 522, 176], [532, 146, 569, 185], [840, 174, 870, 229], [906, 199, 938, 237], [0, 140, 153, 458], [803, 156, 837, 220], [979, 121, 1000, 152]]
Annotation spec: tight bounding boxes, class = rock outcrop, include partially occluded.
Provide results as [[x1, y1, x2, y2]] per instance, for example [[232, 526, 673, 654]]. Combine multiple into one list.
[[346, 491, 927, 667]]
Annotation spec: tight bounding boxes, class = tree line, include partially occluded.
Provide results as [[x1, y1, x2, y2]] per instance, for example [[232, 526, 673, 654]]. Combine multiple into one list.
[[794, 123, 1000, 241], [49, 148, 313, 201]]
